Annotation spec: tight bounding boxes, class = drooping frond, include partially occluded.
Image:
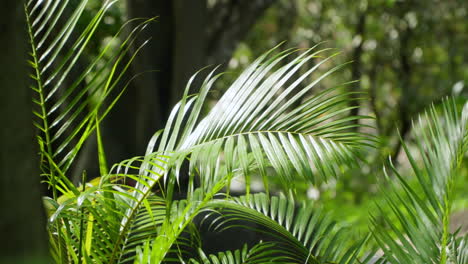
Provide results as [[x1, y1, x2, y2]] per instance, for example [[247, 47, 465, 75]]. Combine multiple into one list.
[[146, 46, 376, 198], [202, 193, 368, 264], [371, 99, 468, 263], [188, 242, 293, 264]]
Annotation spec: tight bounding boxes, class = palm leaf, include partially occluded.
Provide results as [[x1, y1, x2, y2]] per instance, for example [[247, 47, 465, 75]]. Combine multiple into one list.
[[45, 153, 169, 263], [26, 0, 161, 262], [137, 46, 376, 204], [188, 242, 293, 264], [449, 234, 468, 264], [371, 99, 468, 263], [26, 0, 151, 194], [107, 47, 376, 263], [202, 193, 368, 264], [179, 48, 374, 194]]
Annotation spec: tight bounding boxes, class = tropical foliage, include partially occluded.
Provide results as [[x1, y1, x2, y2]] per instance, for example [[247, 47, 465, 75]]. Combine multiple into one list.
[[24, 0, 467, 263]]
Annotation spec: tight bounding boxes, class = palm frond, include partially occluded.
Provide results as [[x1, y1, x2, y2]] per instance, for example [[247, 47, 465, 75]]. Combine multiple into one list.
[[203, 193, 368, 264], [29, 4, 378, 260], [371, 99, 468, 263], [188, 242, 293, 264], [101, 47, 377, 263], [449, 234, 468, 264], [139, 46, 376, 203], [43, 152, 168, 263], [26, 0, 151, 193]]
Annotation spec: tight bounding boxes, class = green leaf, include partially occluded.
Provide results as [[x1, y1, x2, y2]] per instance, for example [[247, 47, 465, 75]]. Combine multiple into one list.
[[371, 99, 468, 264]]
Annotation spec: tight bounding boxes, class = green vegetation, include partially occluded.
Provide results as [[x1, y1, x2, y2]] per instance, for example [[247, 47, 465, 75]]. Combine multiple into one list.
[[3, 0, 467, 263]]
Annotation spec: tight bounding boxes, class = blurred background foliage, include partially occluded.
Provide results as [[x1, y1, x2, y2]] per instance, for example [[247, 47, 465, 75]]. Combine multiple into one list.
[[75, 0, 468, 245]]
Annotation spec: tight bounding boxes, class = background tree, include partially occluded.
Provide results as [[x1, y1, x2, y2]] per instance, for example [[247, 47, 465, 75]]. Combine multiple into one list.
[[0, 0, 49, 262], [102, 0, 278, 170]]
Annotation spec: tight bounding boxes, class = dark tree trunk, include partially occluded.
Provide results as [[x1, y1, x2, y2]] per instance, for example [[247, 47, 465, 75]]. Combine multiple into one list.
[[0, 1, 50, 262], [172, 0, 207, 106], [349, 8, 367, 130], [206, 0, 277, 65], [102, 0, 277, 167], [391, 0, 415, 163], [103, 0, 175, 167]]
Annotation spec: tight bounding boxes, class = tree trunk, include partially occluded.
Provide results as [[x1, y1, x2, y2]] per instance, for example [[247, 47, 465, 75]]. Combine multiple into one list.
[[103, 0, 277, 167], [105, 0, 208, 165], [172, 0, 207, 106], [0, 1, 50, 262], [103, 0, 175, 167], [349, 9, 367, 129], [206, 0, 277, 65]]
